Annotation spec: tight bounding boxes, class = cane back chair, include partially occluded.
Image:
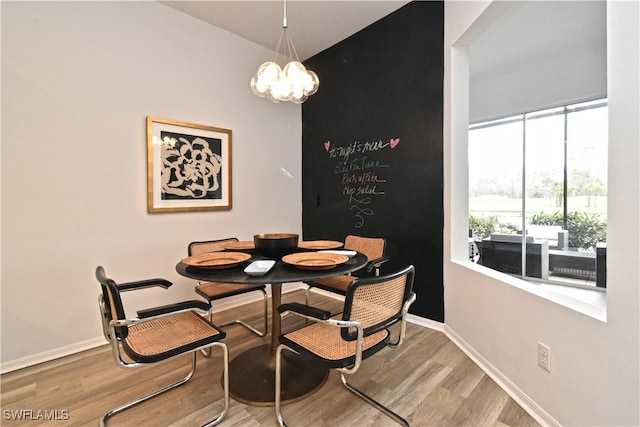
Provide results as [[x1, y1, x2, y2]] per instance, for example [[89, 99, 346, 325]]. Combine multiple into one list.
[[96, 266, 229, 427], [305, 235, 389, 304], [189, 238, 267, 337], [276, 265, 416, 427]]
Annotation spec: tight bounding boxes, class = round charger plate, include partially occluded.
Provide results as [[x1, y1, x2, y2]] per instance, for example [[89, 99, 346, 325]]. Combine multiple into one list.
[[298, 240, 343, 250], [182, 252, 251, 269], [220, 240, 255, 251], [282, 252, 349, 270]]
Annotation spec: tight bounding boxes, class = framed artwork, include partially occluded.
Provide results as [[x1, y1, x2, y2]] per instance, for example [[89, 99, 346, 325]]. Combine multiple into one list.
[[147, 116, 232, 213]]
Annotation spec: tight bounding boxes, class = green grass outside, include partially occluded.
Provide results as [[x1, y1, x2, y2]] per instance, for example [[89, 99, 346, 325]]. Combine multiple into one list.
[[470, 195, 608, 218]]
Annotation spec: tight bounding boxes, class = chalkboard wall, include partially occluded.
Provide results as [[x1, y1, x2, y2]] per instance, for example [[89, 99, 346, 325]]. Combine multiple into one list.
[[302, 1, 444, 321]]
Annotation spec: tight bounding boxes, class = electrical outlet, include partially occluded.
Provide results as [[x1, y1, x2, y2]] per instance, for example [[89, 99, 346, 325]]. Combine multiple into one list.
[[538, 342, 551, 372]]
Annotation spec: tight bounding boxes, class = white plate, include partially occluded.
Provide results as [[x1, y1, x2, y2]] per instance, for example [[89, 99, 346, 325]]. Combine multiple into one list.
[[244, 260, 276, 276], [319, 250, 357, 257]]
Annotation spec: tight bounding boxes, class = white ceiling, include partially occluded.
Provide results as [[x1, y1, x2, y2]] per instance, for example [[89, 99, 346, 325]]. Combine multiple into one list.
[[161, 1, 606, 74], [161, 1, 410, 61]]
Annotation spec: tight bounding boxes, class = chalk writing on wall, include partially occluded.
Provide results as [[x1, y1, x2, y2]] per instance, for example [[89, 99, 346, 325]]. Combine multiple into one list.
[[324, 137, 400, 227]]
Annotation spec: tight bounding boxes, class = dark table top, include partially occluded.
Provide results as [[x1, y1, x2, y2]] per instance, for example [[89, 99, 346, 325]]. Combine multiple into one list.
[[176, 251, 368, 284]]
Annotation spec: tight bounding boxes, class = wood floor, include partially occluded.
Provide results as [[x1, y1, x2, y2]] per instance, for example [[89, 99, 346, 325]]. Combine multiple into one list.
[[1, 290, 539, 427]]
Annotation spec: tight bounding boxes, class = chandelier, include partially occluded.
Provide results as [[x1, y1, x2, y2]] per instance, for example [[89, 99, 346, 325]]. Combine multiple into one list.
[[250, 0, 319, 103]]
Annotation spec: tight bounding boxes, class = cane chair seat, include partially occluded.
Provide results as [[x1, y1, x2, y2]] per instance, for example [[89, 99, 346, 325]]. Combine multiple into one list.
[[124, 311, 224, 362], [308, 275, 355, 294], [196, 281, 264, 300], [282, 320, 389, 367], [276, 265, 416, 427], [189, 238, 268, 337]]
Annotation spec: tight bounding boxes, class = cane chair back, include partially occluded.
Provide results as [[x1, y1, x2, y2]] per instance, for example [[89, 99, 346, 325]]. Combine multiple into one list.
[[344, 235, 385, 268], [96, 266, 229, 427], [188, 238, 235, 256], [189, 238, 267, 337], [343, 268, 410, 338]]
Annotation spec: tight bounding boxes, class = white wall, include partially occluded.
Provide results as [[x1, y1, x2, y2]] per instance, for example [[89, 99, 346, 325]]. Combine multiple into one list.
[[1, 1, 302, 367], [444, 1, 639, 426]]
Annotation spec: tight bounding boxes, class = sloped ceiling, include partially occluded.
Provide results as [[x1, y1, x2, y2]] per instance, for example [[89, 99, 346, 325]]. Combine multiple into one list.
[[162, 1, 606, 75], [161, 1, 410, 61]]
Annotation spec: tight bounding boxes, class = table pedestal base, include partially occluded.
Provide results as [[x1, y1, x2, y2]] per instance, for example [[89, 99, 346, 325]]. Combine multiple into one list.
[[228, 344, 329, 406]]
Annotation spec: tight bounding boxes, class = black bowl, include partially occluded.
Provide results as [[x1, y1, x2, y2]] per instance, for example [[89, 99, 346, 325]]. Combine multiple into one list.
[[254, 233, 299, 259]]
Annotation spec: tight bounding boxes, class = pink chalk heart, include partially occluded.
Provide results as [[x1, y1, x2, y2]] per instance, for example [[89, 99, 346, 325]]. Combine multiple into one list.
[[324, 141, 331, 151], [390, 138, 400, 149]]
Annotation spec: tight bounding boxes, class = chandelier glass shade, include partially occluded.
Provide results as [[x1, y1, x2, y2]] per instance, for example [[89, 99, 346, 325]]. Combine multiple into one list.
[[250, 1, 319, 103]]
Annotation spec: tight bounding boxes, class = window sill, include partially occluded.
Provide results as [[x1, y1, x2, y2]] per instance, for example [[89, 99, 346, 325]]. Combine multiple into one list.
[[458, 260, 607, 322]]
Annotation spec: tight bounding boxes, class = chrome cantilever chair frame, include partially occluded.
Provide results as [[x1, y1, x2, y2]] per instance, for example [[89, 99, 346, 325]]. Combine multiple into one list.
[[96, 266, 229, 427], [276, 266, 416, 427], [189, 238, 268, 340]]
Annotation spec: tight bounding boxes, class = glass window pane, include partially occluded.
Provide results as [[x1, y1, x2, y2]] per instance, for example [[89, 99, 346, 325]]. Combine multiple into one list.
[[469, 116, 523, 233], [523, 108, 565, 280], [469, 117, 523, 273], [557, 100, 608, 286], [566, 100, 608, 248], [469, 99, 608, 289], [525, 106, 566, 220]]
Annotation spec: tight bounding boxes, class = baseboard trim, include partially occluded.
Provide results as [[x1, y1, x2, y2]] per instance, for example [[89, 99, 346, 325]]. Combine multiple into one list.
[[444, 325, 559, 427], [407, 313, 445, 331], [1, 336, 106, 374], [0, 284, 304, 374]]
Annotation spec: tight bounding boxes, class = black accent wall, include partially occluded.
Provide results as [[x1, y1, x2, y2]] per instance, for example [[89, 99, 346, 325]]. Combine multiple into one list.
[[302, 1, 444, 321]]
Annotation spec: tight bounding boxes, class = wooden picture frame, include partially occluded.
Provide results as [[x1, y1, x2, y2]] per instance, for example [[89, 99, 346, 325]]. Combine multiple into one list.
[[147, 116, 232, 213]]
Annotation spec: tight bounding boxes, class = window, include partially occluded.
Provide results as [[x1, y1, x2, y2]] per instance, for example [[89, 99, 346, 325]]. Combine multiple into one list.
[[469, 99, 608, 289]]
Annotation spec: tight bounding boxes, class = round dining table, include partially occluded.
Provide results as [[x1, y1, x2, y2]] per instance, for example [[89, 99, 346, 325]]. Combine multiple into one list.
[[176, 249, 368, 406]]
